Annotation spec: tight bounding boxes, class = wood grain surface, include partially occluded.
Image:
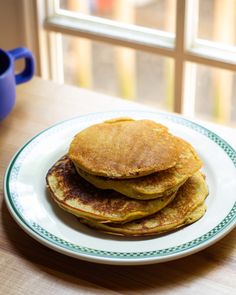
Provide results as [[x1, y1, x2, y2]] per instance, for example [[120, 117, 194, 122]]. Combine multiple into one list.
[[0, 77, 235, 295]]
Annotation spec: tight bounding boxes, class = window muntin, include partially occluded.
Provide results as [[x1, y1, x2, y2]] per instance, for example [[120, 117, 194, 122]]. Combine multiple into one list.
[[41, 0, 236, 126]]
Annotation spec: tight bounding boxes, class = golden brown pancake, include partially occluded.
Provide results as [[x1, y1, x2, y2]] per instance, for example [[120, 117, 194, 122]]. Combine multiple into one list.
[[76, 138, 202, 200], [79, 172, 208, 236], [46, 155, 178, 224], [68, 118, 180, 179]]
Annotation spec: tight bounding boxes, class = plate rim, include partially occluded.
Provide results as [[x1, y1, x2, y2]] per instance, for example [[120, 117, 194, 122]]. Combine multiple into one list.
[[4, 110, 236, 265]]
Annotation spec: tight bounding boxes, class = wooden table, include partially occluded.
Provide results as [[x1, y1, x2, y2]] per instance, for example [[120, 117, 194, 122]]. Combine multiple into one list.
[[1, 77, 236, 295]]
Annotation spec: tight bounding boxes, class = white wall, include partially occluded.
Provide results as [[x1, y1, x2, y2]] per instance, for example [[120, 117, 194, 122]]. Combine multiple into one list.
[[0, 0, 40, 74], [0, 0, 24, 50]]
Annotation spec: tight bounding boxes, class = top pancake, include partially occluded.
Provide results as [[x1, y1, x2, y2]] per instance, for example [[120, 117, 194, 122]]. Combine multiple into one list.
[[68, 118, 180, 179], [76, 137, 202, 200]]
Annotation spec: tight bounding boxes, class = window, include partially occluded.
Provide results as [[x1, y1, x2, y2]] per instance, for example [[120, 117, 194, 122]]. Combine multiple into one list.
[[35, 0, 236, 126]]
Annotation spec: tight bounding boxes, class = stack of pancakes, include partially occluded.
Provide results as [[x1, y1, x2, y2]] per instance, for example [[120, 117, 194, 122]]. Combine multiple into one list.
[[46, 118, 208, 236]]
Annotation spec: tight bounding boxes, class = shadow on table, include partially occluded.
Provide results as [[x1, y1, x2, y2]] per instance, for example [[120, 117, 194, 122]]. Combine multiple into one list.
[[1, 199, 236, 292]]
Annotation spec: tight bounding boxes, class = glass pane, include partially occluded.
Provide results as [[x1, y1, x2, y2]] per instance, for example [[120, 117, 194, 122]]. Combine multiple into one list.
[[192, 63, 236, 126], [59, 0, 176, 33], [62, 35, 174, 111], [198, 0, 236, 46]]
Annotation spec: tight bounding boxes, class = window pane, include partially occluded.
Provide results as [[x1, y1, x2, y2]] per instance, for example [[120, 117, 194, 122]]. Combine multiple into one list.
[[59, 0, 176, 34], [198, 0, 236, 46], [62, 35, 174, 111], [192, 63, 236, 126]]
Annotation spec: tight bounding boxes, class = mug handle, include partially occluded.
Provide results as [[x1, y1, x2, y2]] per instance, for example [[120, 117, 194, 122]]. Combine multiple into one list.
[[8, 47, 35, 85]]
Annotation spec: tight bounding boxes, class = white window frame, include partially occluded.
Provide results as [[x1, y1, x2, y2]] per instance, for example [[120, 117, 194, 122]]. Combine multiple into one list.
[[29, 0, 236, 116]]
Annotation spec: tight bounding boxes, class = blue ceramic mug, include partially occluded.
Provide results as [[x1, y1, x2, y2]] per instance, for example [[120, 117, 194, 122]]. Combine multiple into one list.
[[0, 47, 34, 120]]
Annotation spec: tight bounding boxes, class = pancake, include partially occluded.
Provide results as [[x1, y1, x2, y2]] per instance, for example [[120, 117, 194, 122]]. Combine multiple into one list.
[[76, 138, 202, 200], [46, 155, 178, 224], [68, 118, 180, 179], [79, 172, 208, 236]]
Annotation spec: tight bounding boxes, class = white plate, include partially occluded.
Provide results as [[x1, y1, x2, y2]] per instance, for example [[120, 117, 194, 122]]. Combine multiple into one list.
[[4, 111, 236, 265]]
